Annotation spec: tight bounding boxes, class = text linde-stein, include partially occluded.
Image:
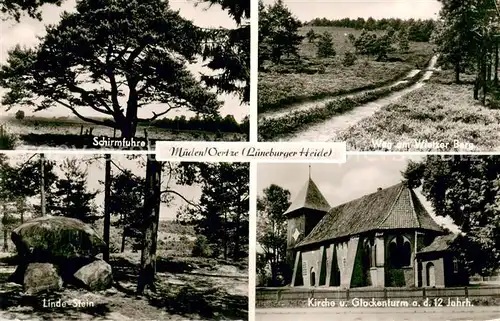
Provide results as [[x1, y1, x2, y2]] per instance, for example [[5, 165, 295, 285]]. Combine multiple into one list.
[[169, 146, 334, 159]]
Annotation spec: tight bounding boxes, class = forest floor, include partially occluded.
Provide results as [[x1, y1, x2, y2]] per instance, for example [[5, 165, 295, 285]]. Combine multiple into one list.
[[0, 252, 248, 321], [0, 116, 246, 150]]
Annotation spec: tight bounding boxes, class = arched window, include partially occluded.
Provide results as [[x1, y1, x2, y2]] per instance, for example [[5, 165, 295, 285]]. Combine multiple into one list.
[[310, 267, 316, 287], [364, 237, 377, 268], [389, 235, 412, 268]]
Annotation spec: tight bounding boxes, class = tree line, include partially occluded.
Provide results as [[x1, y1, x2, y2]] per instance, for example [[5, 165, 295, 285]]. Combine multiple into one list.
[[259, 0, 413, 67], [0, 154, 249, 293], [148, 114, 249, 135], [306, 17, 436, 42]]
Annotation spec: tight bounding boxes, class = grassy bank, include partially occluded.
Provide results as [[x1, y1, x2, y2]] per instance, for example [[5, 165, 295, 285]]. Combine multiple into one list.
[[258, 26, 434, 113], [339, 73, 500, 151], [258, 62, 413, 113], [258, 70, 425, 141]]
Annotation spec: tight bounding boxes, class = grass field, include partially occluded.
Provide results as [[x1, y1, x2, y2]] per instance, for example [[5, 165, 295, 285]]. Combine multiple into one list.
[[1, 116, 246, 149], [339, 70, 500, 151], [258, 27, 435, 113], [0, 220, 248, 321]]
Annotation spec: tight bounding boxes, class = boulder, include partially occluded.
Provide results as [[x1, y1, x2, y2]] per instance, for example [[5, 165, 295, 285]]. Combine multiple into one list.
[[11, 216, 106, 261], [74, 259, 113, 291], [23, 263, 63, 295]]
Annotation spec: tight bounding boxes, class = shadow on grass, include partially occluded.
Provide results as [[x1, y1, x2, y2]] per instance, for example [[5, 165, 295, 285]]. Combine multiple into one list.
[[111, 255, 248, 320], [148, 284, 248, 320]]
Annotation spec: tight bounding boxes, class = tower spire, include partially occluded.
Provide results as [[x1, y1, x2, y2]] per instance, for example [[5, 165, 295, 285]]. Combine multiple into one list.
[[308, 164, 311, 180]]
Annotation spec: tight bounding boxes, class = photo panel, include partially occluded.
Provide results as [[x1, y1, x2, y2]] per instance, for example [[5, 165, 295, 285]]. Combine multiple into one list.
[[258, 0, 499, 153], [0, 153, 249, 321], [255, 155, 500, 321], [0, 0, 250, 151]]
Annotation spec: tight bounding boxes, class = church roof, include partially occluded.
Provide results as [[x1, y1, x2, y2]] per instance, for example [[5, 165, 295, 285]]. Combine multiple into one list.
[[418, 233, 458, 254], [283, 178, 330, 216], [295, 182, 443, 248]]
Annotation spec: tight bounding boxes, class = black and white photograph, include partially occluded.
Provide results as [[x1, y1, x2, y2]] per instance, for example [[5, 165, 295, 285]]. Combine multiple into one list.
[[0, 153, 249, 320], [0, 0, 250, 150], [258, 0, 500, 152], [256, 156, 500, 321]]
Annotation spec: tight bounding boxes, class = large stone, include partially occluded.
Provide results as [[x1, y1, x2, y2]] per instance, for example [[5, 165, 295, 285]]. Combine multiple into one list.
[[23, 263, 63, 295], [11, 216, 106, 261], [74, 259, 113, 291]]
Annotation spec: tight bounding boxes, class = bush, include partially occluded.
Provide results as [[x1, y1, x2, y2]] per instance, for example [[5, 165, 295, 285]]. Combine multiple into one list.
[[316, 32, 336, 58], [0, 132, 16, 150], [398, 31, 410, 53], [191, 235, 213, 258], [306, 29, 317, 43], [15, 110, 25, 120], [343, 52, 357, 67]]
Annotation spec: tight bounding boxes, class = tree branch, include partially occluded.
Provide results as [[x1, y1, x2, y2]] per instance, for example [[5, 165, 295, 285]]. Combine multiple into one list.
[[67, 83, 114, 116], [160, 189, 200, 209], [137, 106, 175, 122], [50, 97, 116, 128], [106, 44, 124, 117]]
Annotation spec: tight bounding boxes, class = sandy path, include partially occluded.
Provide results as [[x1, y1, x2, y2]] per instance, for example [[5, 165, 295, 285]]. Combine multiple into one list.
[[279, 55, 439, 142]]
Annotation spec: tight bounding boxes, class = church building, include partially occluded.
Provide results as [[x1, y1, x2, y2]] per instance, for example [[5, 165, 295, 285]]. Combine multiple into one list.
[[286, 177, 468, 289]]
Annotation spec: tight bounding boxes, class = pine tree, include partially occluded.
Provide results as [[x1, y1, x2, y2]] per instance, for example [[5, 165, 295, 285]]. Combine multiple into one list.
[[259, 0, 304, 64], [0, 0, 221, 138], [316, 32, 336, 58], [48, 159, 98, 223]]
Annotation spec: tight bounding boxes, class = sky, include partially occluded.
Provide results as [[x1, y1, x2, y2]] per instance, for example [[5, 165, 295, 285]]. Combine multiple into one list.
[[261, 0, 442, 21], [5, 153, 202, 221], [0, 0, 248, 122], [257, 155, 458, 233]]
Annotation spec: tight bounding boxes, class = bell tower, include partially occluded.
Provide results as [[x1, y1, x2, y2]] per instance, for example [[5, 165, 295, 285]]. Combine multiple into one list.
[[285, 166, 330, 273]]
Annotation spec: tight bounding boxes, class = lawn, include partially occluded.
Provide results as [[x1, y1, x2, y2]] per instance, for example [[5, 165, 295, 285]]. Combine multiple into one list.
[[258, 27, 435, 113], [339, 71, 500, 151]]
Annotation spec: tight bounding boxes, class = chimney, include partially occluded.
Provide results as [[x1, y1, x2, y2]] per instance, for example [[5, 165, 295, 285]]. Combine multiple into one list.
[[377, 187, 382, 192]]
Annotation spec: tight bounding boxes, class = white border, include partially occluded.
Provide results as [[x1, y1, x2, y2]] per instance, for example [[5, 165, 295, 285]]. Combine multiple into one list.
[[249, 0, 258, 143]]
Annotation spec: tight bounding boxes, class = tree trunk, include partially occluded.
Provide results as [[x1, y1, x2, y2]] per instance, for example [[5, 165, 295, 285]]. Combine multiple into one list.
[[121, 215, 126, 253], [495, 42, 499, 85], [121, 121, 138, 139], [223, 209, 228, 260], [455, 61, 460, 84], [123, 87, 139, 139], [137, 156, 162, 295], [483, 54, 488, 106], [2, 203, 7, 252], [3, 228, 7, 252], [103, 154, 111, 263], [233, 189, 241, 260], [40, 153, 46, 217]]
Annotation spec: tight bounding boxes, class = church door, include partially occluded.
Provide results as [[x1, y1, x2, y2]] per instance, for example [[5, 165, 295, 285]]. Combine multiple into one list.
[[417, 262, 423, 287], [426, 263, 435, 287]]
